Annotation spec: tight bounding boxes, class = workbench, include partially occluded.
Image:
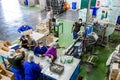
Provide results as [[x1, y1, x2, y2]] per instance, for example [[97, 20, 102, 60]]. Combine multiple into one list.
[[34, 55, 80, 80], [31, 31, 59, 46], [0, 46, 80, 80], [30, 31, 45, 41]]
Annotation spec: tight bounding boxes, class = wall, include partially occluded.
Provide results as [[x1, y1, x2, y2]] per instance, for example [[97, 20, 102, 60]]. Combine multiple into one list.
[[39, 0, 46, 11], [81, 0, 96, 9], [109, 0, 120, 24]]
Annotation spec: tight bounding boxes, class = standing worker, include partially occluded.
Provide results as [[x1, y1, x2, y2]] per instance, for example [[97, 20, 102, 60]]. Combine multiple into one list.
[[46, 10, 53, 22], [7, 50, 25, 80], [46, 10, 53, 32], [23, 54, 43, 80], [72, 18, 83, 39], [34, 41, 47, 57]]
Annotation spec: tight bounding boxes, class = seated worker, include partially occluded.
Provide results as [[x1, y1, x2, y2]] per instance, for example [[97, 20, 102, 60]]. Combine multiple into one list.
[[23, 54, 43, 80], [34, 41, 47, 57], [45, 43, 65, 62], [18, 35, 28, 49], [17, 23, 33, 33], [72, 18, 83, 39], [7, 49, 25, 80], [25, 35, 36, 50]]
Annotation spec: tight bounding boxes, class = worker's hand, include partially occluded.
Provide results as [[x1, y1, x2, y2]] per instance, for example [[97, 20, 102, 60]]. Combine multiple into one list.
[[38, 54, 42, 57], [40, 64, 43, 69], [50, 55, 54, 60], [61, 46, 65, 49], [27, 45, 30, 47]]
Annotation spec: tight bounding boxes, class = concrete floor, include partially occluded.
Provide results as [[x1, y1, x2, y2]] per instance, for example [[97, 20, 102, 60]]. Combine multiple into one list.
[[0, 0, 78, 42]]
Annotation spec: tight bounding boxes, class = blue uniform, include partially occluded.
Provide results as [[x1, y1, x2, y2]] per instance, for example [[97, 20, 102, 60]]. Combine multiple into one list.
[[11, 68, 24, 80], [34, 45, 47, 57], [23, 61, 42, 80], [17, 25, 32, 33]]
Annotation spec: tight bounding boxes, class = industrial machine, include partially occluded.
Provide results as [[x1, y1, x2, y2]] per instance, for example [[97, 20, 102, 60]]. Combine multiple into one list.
[[46, 0, 66, 14]]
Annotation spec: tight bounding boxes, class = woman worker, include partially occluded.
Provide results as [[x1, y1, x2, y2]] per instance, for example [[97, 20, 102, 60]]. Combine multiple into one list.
[[23, 54, 43, 80], [34, 41, 47, 57], [45, 43, 65, 62]]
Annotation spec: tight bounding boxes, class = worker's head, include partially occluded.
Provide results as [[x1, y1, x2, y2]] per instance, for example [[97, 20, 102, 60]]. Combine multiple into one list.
[[23, 23, 27, 27], [28, 54, 34, 62], [38, 41, 43, 47], [78, 18, 82, 24], [102, 10, 105, 13], [8, 49, 16, 58], [50, 10, 53, 14], [25, 35, 30, 40], [53, 43, 59, 49]]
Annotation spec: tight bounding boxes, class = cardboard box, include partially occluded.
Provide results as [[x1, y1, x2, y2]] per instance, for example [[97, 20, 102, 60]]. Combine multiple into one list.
[[0, 74, 11, 80], [116, 72, 120, 80], [45, 34, 53, 45], [109, 63, 119, 80], [110, 70, 119, 80], [0, 63, 14, 80]]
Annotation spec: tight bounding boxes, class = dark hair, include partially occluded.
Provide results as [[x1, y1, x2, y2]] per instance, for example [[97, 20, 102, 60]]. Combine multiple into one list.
[[26, 35, 30, 38], [102, 10, 105, 13], [79, 18, 82, 21], [38, 41, 43, 44]]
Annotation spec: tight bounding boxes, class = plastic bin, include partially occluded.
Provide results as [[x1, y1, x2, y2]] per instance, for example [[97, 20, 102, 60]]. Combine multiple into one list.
[[90, 7, 99, 17], [25, 0, 28, 5], [86, 26, 93, 35], [72, 2, 77, 10]]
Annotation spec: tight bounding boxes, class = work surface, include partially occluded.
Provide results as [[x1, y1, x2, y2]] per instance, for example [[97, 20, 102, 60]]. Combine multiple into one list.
[[34, 55, 80, 80]]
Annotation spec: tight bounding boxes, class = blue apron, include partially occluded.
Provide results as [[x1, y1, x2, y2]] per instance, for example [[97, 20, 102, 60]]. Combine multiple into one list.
[[11, 68, 24, 80]]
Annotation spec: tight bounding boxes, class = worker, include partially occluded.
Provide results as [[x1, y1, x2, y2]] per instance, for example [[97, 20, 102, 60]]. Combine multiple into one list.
[[101, 10, 106, 20], [46, 10, 53, 22], [72, 18, 83, 39], [17, 23, 33, 33], [45, 43, 65, 62], [34, 41, 47, 57], [25, 35, 36, 50], [23, 54, 43, 80], [46, 10, 53, 32], [7, 49, 25, 80], [18, 35, 28, 49]]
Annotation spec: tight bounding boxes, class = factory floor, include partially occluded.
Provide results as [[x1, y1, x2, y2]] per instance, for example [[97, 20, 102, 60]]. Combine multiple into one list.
[[0, 0, 120, 80]]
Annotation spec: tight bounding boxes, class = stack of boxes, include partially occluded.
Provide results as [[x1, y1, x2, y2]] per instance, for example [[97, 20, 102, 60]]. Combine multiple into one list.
[[109, 63, 120, 80], [0, 62, 14, 80]]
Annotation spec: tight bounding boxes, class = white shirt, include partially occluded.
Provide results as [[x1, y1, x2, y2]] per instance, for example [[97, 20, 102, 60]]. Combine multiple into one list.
[[46, 11, 51, 22]]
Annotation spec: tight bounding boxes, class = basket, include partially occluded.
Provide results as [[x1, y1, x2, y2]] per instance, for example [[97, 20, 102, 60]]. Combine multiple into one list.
[[49, 63, 64, 74]]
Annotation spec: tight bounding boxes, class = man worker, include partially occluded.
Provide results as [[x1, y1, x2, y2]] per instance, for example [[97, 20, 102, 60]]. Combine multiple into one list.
[[25, 35, 36, 50], [18, 35, 28, 49], [23, 54, 43, 80], [46, 10, 53, 22], [7, 49, 25, 80], [34, 41, 47, 57], [17, 23, 33, 34], [46, 10, 54, 32], [72, 18, 83, 39]]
